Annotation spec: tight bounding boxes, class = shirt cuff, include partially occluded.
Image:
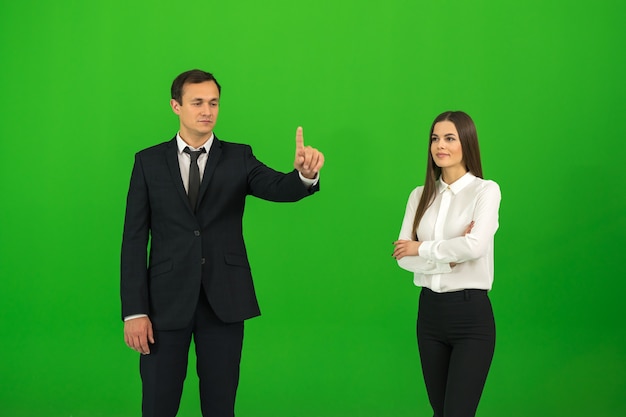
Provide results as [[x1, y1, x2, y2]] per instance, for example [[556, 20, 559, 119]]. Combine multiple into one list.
[[124, 314, 148, 321], [298, 171, 319, 187], [418, 240, 434, 260]]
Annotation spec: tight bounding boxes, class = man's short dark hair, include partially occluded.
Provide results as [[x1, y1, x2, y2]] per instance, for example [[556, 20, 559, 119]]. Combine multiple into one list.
[[171, 69, 221, 104]]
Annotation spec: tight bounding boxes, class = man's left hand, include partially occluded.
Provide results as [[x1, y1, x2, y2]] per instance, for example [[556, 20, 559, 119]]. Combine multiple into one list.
[[294, 126, 324, 179]]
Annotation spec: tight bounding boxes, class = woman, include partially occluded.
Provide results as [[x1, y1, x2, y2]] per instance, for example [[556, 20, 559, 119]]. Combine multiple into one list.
[[393, 111, 501, 417]]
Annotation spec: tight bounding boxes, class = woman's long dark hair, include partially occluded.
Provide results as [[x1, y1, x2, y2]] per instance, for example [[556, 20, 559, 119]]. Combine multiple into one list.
[[411, 111, 484, 240]]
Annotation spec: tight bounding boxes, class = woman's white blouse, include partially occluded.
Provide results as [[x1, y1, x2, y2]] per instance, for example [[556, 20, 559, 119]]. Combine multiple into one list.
[[397, 172, 501, 292]]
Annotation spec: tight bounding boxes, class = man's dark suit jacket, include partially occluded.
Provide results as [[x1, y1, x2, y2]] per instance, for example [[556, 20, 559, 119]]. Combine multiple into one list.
[[121, 136, 318, 330]]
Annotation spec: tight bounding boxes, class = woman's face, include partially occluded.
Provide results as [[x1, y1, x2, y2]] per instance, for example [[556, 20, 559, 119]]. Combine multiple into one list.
[[431, 120, 464, 172]]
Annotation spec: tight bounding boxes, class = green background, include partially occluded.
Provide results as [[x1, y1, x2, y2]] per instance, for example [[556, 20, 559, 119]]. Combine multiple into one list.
[[1, 0, 624, 416]]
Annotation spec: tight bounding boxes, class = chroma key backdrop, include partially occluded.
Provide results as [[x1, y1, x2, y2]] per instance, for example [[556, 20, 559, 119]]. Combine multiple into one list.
[[1, 0, 624, 416]]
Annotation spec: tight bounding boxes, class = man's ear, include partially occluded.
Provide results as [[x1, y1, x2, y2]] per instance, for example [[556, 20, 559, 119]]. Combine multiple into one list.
[[170, 99, 181, 115]]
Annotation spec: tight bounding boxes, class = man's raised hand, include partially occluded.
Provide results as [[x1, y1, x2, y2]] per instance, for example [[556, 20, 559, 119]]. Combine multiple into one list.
[[294, 126, 324, 179]]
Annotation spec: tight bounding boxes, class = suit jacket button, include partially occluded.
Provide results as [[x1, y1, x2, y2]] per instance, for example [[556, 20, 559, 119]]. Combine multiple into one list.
[[201, 258, 206, 264], [194, 230, 200, 236]]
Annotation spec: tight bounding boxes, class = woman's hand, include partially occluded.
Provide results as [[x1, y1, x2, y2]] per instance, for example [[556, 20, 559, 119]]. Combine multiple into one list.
[[463, 221, 475, 236], [392, 240, 421, 260]]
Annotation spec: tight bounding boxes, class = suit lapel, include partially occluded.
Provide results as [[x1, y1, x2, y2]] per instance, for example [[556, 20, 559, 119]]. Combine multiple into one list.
[[197, 136, 223, 207], [165, 138, 193, 212]]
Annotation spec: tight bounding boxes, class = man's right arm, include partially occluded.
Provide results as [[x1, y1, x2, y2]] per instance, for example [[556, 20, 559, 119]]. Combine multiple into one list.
[[121, 153, 153, 353]]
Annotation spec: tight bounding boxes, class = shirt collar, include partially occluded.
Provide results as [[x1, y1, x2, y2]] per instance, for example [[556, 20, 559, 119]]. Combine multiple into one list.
[[176, 132, 214, 154], [437, 172, 476, 195]]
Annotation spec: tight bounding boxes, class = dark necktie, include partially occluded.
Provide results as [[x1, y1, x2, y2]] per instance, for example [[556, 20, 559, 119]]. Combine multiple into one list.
[[183, 146, 206, 211]]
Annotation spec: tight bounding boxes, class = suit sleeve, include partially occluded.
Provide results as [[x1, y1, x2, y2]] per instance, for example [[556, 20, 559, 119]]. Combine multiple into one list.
[[244, 145, 318, 201], [120, 153, 151, 320]]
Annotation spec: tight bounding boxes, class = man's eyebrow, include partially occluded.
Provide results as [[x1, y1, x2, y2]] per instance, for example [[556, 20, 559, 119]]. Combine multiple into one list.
[[189, 97, 219, 102]]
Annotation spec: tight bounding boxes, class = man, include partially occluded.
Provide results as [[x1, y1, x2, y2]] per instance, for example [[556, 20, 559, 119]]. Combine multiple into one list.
[[121, 69, 323, 417]]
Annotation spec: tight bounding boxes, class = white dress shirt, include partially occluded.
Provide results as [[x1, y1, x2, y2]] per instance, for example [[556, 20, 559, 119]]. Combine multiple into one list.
[[176, 133, 214, 191], [397, 172, 501, 293]]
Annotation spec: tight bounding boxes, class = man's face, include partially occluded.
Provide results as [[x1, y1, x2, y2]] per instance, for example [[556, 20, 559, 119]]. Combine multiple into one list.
[[170, 80, 220, 141]]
